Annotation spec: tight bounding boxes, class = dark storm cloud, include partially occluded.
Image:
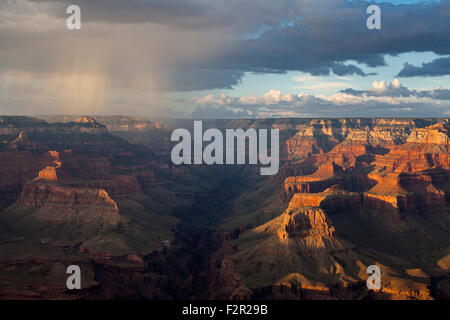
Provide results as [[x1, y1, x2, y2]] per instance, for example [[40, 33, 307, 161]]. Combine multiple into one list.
[[330, 63, 372, 77], [290, 62, 371, 77], [29, 0, 226, 29], [216, 0, 450, 77], [29, 0, 297, 30], [0, 0, 298, 93], [27, 0, 450, 86], [397, 56, 450, 77]]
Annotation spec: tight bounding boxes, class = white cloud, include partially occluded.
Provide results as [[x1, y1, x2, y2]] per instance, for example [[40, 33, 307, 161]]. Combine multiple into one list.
[[190, 83, 450, 118], [391, 78, 402, 89], [372, 80, 388, 92]]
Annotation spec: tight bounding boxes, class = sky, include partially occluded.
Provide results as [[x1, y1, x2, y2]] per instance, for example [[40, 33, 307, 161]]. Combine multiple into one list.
[[0, 0, 449, 118]]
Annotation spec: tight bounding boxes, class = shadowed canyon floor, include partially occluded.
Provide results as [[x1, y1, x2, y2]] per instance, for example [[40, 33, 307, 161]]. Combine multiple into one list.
[[0, 116, 449, 300]]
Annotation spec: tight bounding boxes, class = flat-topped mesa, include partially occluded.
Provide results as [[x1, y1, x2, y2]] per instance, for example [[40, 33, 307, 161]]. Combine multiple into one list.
[[18, 183, 118, 209], [283, 163, 339, 197], [287, 186, 362, 213], [16, 183, 119, 224], [288, 193, 327, 209]]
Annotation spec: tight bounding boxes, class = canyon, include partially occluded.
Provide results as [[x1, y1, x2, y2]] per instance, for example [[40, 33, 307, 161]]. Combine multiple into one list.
[[0, 116, 448, 300]]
